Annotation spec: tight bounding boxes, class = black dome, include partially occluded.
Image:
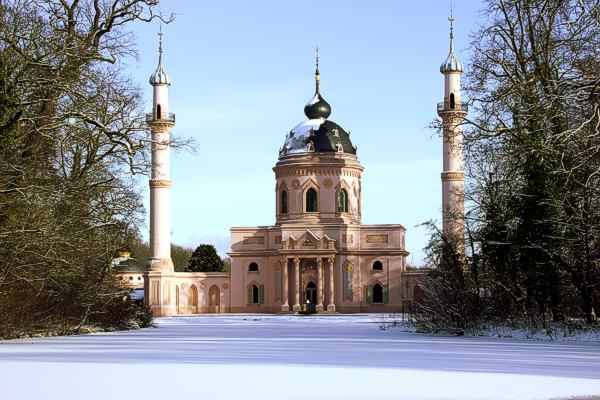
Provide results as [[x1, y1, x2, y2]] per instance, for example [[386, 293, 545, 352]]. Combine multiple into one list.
[[281, 119, 356, 156], [304, 93, 331, 119]]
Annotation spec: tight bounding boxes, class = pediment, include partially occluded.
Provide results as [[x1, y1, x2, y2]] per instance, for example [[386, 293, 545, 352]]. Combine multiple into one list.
[[282, 230, 336, 250]]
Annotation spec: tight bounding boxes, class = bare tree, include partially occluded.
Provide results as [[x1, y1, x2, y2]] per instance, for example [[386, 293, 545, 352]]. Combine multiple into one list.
[[0, 0, 174, 338]]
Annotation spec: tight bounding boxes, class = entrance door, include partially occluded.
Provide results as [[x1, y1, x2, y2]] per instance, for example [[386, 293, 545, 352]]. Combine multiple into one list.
[[305, 282, 317, 313]]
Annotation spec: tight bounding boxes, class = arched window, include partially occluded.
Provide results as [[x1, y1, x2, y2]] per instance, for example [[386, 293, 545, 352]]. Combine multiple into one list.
[[248, 262, 259, 272], [337, 189, 348, 213], [449, 93, 455, 110], [156, 104, 162, 119], [306, 188, 318, 212], [372, 283, 383, 304], [372, 260, 383, 271], [281, 190, 288, 214]]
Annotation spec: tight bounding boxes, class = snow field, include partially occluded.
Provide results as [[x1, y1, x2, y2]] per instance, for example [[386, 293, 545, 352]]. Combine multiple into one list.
[[1, 314, 599, 400]]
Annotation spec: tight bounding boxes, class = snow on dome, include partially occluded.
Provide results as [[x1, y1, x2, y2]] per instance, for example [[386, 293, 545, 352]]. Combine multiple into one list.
[[282, 119, 325, 154]]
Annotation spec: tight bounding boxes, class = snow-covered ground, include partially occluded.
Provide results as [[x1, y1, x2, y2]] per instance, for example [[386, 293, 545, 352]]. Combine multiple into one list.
[[1, 314, 599, 400]]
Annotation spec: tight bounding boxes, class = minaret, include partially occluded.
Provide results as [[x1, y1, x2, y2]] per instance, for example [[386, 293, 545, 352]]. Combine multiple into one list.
[[437, 10, 466, 244], [144, 28, 176, 316]]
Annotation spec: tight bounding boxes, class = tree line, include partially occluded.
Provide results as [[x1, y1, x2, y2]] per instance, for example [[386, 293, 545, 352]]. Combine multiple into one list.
[[414, 0, 600, 333]]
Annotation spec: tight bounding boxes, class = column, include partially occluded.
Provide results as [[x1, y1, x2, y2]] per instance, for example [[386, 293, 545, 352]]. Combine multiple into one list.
[[281, 258, 289, 312], [292, 258, 301, 311], [316, 257, 324, 312], [327, 257, 336, 312]]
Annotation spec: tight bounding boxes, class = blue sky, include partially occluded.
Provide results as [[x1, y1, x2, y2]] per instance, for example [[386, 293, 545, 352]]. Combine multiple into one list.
[[126, 0, 484, 265]]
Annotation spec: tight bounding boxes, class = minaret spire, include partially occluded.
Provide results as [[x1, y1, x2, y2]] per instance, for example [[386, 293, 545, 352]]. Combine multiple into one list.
[[449, 4, 455, 53], [158, 25, 164, 64], [314, 45, 321, 94], [149, 26, 171, 86]]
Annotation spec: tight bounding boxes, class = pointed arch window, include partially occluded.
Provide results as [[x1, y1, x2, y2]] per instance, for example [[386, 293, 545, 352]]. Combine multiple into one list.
[[306, 188, 318, 212], [449, 93, 455, 110], [156, 104, 162, 119], [281, 190, 288, 214], [337, 188, 348, 213]]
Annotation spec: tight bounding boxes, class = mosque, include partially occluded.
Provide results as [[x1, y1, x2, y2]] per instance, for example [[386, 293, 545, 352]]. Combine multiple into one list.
[[115, 15, 467, 316]]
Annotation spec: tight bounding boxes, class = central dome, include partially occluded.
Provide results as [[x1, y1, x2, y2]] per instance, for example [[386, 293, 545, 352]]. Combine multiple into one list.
[[280, 61, 356, 157], [282, 118, 355, 156]]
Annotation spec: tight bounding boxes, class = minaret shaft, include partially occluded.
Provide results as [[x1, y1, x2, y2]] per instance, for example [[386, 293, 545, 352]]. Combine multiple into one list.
[[438, 13, 466, 244], [147, 27, 174, 270]]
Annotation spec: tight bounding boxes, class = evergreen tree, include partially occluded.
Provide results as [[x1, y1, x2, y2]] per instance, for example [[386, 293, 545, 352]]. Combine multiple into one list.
[[186, 244, 225, 272]]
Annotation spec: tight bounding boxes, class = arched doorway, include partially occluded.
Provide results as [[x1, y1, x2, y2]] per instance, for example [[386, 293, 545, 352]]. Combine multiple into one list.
[[372, 283, 383, 304], [305, 282, 317, 313], [208, 284, 220, 313], [188, 285, 198, 314]]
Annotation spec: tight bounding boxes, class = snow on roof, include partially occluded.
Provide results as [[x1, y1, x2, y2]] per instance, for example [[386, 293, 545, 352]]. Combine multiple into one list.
[[130, 289, 144, 301]]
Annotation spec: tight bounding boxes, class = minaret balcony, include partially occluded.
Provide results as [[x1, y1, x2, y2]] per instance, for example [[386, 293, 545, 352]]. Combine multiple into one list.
[[437, 101, 468, 113], [146, 113, 176, 124]]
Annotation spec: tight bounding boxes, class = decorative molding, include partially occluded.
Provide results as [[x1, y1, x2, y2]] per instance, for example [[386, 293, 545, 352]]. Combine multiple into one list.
[[149, 179, 172, 188], [151, 281, 159, 305], [366, 235, 388, 244], [149, 123, 174, 133], [243, 236, 265, 245], [291, 179, 300, 189], [323, 178, 333, 188], [342, 234, 354, 244], [441, 172, 464, 181], [222, 283, 229, 290], [275, 167, 362, 179]]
